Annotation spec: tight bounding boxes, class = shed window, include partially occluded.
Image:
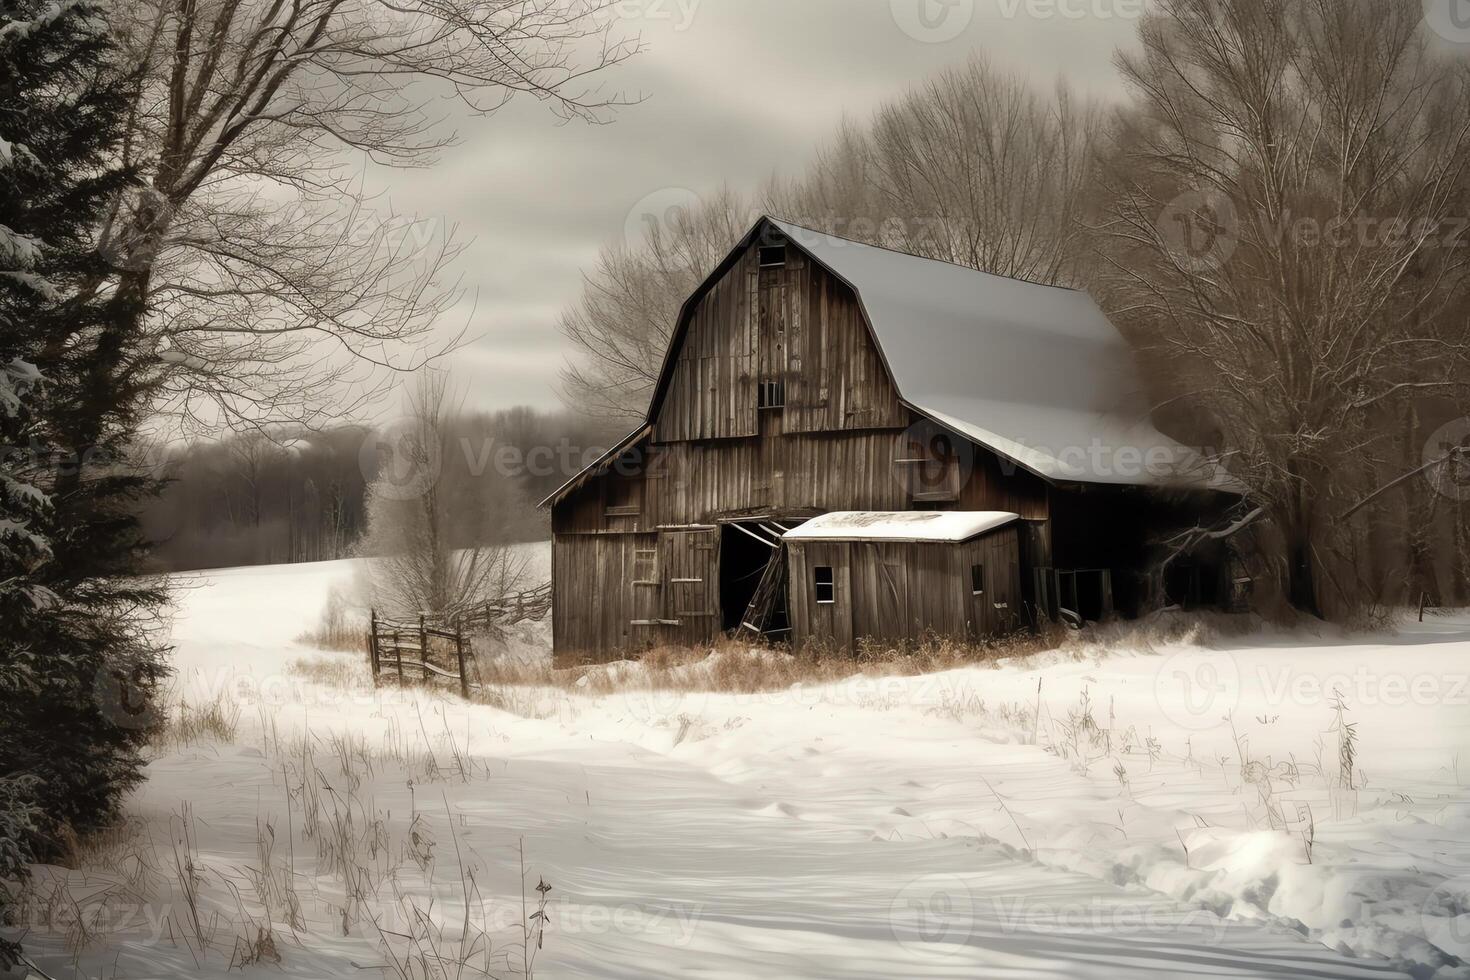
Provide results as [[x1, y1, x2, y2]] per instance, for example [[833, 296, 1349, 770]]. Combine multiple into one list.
[[971, 563, 985, 596], [758, 380, 786, 409], [814, 566, 835, 605], [758, 244, 787, 267]]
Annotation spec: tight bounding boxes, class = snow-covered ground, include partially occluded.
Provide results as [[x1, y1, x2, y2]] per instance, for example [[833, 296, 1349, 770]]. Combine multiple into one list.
[[13, 549, 1470, 979]]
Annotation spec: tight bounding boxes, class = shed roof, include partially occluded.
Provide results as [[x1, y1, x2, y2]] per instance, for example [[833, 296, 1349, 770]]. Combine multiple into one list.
[[766, 219, 1235, 491], [782, 511, 1019, 544]]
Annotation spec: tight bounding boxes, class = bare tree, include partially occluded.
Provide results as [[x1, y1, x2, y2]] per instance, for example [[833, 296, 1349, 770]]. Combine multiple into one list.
[[1097, 0, 1470, 616], [77, 0, 639, 438], [359, 372, 527, 619], [762, 118, 885, 242], [225, 428, 276, 530], [558, 186, 753, 420], [770, 56, 1103, 286]]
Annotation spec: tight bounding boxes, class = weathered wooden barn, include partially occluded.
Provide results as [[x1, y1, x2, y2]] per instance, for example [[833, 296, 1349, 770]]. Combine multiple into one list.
[[544, 216, 1240, 664]]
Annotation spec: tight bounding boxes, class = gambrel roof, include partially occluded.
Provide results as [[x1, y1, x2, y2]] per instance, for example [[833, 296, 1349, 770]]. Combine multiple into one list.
[[762, 218, 1233, 491], [544, 216, 1234, 508]]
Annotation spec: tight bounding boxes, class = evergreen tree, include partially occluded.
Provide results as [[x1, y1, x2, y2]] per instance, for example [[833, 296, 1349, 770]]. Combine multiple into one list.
[[0, 1, 169, 960], [0, 357, 49, 968]]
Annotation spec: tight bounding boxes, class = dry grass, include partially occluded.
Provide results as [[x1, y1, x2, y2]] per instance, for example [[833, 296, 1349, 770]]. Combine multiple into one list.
[[11, 817, 165, 970], [291, 606, 1285, 726], [1067, 609, 1265, 652], [30, 631, 564, 978], [287, 653, 374, 689], [152, 691, 243, 749], [297, 583, 370, 652], [469, 628, 1061, 700]]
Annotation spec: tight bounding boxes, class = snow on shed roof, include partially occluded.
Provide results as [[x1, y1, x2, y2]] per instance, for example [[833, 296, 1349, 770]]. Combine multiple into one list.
[[767, 219, 1237, 491], [782, 511, 1019, 544]]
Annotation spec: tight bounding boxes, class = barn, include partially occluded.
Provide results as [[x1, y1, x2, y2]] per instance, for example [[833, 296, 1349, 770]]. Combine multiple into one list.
[[543, 216, 1241, 665]]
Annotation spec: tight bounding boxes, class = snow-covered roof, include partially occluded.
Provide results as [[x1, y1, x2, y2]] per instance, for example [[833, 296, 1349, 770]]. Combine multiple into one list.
[[782, 511, 1019, 544], [767, 219, 1237, 491], [544, 216, 1242, 510]]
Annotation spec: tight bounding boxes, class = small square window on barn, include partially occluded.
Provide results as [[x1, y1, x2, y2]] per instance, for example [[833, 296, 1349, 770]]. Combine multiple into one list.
[[814, 566, 835, 605], [759, 244, 787, 267], [971, 563, 985, 596], [758, 379, 786, 410]]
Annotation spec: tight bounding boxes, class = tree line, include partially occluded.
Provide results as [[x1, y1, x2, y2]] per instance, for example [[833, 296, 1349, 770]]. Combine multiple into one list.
[[559, 0, 1470, 620], [137, 407, 620, 572]]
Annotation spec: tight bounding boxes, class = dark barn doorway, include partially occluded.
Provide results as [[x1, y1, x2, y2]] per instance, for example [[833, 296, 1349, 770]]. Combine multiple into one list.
[[719, 521, 792, 639], [1164, 558, 1224, 610]]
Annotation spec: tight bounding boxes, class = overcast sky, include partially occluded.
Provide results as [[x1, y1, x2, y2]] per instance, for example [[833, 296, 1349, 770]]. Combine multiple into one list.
[[363, 0, 1144, 417]]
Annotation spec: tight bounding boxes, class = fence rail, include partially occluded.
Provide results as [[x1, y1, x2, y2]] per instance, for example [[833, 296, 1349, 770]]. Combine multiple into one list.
[[460, 582, 552, 632], [367, 583, 551, 696]]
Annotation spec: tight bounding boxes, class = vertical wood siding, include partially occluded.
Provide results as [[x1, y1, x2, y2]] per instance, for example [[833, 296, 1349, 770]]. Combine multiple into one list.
[[785, 526, 1022, 648], [652, 243, 906, 444]]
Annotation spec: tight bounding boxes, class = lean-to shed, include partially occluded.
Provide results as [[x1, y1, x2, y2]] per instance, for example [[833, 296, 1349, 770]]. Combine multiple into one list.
[[782, 512, 1023, 647]]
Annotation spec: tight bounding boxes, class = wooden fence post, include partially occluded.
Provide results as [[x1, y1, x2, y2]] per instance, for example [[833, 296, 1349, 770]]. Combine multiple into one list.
[[369, 608, 379, 687], [454, 616, 469, 699], [418, 613, 428, 675], [393, 628, 404, 685]]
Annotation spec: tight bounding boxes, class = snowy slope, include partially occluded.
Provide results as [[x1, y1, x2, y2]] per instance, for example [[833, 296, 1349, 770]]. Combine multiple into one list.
[[12, 553, 1468, 979]]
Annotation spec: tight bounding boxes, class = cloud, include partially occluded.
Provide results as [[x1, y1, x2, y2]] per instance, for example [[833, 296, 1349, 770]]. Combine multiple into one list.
[[354, 0, 1139, 416]]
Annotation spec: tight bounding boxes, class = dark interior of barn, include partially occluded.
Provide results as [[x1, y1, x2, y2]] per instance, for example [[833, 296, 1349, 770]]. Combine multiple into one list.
[[719, 522, 773, 630]]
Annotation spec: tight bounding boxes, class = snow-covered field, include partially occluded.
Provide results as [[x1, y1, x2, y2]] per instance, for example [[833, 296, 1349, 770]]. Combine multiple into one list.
[[14, 548, 1470, 979]]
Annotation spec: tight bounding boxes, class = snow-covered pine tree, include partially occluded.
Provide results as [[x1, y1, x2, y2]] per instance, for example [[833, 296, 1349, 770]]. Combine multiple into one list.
[[0, 356, 50, 968], [0, 1, 169, 948]]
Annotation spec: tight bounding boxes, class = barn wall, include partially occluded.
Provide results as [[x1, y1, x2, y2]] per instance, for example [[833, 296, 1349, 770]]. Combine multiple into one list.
[[955, 446, 1051, 520], [553, 527, 721, 664], [658, 527, 721, 648], [553, 532, 656, 659], [954, 527, 1023, 636], [786, 527, 1022, 649], [552, 423, 1050, 658], [552, 416, 1052, 536], [652, 240, 906, 444], [554, 426, 916, 534]]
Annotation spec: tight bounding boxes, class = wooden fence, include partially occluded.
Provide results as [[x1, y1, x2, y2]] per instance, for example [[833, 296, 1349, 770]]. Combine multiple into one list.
[[458, 582, 551, 634], [367, 583, 552, 696]]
